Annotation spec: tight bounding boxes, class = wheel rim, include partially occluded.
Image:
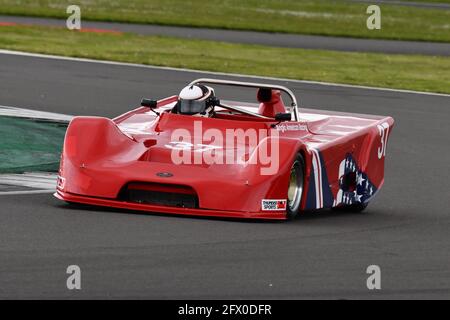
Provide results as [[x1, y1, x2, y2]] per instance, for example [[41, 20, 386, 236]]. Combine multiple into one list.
[[288, 161, 303, 211]]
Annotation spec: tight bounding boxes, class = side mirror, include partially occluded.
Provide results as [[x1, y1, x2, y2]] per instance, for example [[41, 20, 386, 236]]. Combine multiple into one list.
[[274, 112, 291, 122], [141, 98, 158, 108]]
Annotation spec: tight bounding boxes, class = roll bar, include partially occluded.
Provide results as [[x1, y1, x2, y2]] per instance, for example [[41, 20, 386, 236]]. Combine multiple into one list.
[[188, 78, 300, 121]]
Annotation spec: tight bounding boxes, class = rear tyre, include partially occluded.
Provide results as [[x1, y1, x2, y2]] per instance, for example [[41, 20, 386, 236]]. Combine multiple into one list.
[[286, 153, 305, 220]]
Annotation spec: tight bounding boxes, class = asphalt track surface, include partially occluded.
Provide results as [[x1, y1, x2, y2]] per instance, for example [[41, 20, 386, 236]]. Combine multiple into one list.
[[1, 15, 450, 56], [0, 52, 450, 299]]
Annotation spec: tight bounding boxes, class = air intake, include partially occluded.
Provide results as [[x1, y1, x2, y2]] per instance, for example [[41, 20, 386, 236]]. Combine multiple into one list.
[[120, 182, 198, 209]]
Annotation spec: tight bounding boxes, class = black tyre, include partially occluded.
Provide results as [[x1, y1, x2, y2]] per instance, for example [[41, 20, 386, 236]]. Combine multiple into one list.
[[286, 153, 305, 220]]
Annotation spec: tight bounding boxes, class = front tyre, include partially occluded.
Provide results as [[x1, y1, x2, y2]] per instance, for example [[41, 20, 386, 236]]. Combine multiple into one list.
[[286, 153, 305, 220]]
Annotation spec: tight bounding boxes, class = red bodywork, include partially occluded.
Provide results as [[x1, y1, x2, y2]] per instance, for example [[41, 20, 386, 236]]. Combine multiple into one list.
[[55, 85, 394, 220]]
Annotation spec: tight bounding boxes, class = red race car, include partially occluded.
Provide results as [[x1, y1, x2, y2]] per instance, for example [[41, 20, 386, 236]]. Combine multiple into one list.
[[55, 78, 394, 220]]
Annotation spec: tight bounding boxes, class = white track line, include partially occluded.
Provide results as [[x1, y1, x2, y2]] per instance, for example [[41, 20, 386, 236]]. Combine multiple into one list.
[[0, 172, 57, 190], [0, 105, 72, 121], [0, 49, 449, 98], [0, 190, 55, 195]]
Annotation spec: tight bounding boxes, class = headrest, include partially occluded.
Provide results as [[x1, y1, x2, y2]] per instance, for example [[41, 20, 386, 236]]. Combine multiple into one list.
[[257, 88, 281, 104]]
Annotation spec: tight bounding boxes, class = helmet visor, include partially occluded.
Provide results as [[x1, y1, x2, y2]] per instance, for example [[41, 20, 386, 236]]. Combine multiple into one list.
[[179, 99, 206, 115]]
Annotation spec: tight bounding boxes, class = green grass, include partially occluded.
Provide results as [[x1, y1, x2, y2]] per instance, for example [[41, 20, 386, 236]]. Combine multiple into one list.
[[0, 0, 449, 42], [0, 25, 449, 94]]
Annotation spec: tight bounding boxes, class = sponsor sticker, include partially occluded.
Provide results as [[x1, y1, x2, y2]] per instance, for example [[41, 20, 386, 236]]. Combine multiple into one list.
[[262, 199, 287, 211], [275, 123, 307, 133]]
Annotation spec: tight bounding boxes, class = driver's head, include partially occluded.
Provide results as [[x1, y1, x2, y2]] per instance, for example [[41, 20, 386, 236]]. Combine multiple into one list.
[[178, 84, 216, 117]]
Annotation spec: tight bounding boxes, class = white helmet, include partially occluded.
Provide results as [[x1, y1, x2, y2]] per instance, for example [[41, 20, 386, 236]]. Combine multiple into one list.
[[178, 84, 216, 117]]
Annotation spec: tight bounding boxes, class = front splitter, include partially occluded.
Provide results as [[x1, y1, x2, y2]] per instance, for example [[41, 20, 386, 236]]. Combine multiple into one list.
[[55, 190, 287, 220]]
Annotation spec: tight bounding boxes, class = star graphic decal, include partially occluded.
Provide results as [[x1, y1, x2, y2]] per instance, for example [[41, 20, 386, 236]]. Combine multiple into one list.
[[357, 173, 366, 186]]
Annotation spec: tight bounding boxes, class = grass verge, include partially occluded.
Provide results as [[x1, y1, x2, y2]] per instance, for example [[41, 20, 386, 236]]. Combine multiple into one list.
[[0, 0, 449, 42], [0, 25, 449, 94]]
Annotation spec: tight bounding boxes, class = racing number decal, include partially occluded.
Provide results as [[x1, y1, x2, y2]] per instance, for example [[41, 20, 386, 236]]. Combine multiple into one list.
[[377, 122, 390, 159], [165, 141, 220, 153], [165, 141, 192, 150]]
